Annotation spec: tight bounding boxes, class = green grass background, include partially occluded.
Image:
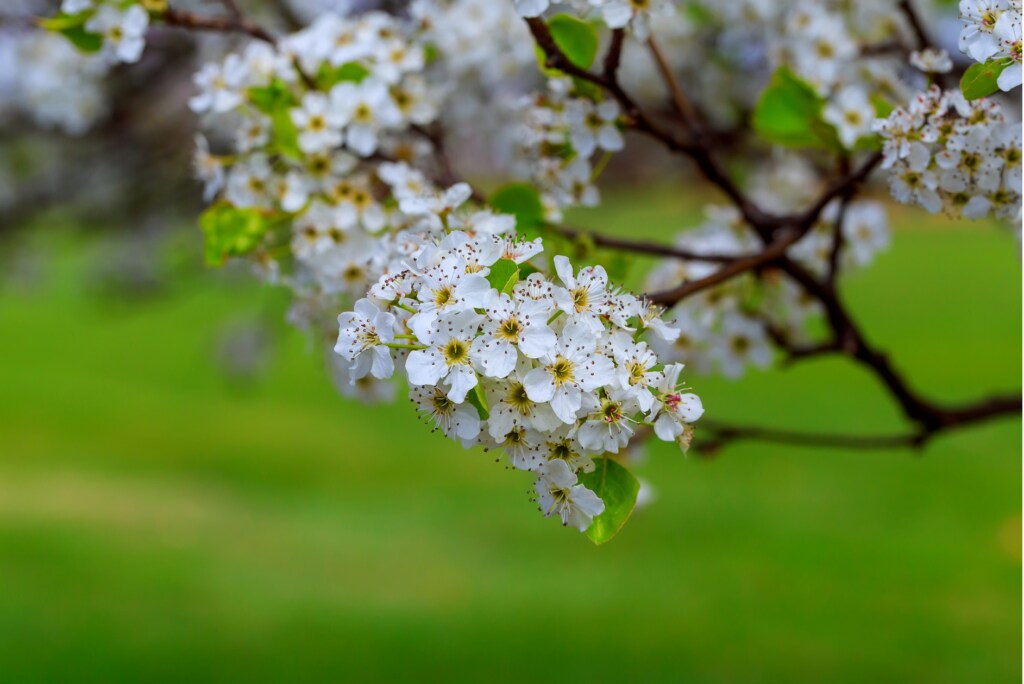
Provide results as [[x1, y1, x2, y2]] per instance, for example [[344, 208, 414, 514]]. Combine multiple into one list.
[[0, 189, 1020, 682]]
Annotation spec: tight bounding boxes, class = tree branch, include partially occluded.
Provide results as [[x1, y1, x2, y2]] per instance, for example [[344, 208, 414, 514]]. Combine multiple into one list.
[[646, 230, 800, 305], [697, 420, 928, 452], [647, 35, 701, 130], [162, 5, 277, 44], [543, 224, 740, 263], [898, 0, 950, 89], [778, 255, 1021, 433], [603, 28, 625, 79]]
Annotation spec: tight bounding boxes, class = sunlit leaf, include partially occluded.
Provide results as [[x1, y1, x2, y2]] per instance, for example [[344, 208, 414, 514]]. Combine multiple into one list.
[[490, 183, 545, 238], [578, 458, 641, 545]]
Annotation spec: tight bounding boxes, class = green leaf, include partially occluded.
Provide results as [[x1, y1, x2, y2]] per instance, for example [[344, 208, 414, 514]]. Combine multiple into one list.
[[752, 67, 840, 150], [571, 76, 604, 101], [423, 43, 440, 65], [41, 12, 102, 53], [489, 183, 545, 238], [547, 13, 599, 69], [271, 105, 302, 161], [604, 252, 632, 283], [486, 259, 520, 294], [246, 81, 295, 114], [317, 61, 371, 88], [683, 1, 715, 26], [960, 59, 1011, 100], [466, 381, 489, 421], [40, 12, 89, 30], [578, 458, 641, 545], [199, 203, 271, 266], [869, 93, 895, 118], [247, 79, 303, 159], [853, 133, 883, 152]]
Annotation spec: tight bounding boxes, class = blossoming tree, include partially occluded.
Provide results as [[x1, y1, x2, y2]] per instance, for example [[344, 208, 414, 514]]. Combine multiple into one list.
[[13, 0, 1022, 542]]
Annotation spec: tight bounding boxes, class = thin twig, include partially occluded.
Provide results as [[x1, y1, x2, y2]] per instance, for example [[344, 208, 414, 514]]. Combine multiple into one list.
[[825, 188, 852, 285], [898, 0, 949, 89], [603, 28, 625, 79], [697, 420, 927, 451], [163, 5, 276, 44], [646, 230, 800, 305], [544, 224, 740, 263], [647, 35, 701, 131]]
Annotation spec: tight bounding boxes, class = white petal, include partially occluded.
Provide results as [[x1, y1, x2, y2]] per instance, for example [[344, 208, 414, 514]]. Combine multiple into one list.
[[445, 364, 478, 403], [653, 414, 682, 442], [405, 348, 446, 386], [518, 326, 557, 358], [369, 347, 394, 380], [523, 367, 555, 403], [549, 386, 581, 424]]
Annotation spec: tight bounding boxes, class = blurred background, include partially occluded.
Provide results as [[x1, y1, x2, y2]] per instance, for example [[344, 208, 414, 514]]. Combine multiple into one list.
[[1, 0, 1021, 682], [1, 190, 1020, 682]]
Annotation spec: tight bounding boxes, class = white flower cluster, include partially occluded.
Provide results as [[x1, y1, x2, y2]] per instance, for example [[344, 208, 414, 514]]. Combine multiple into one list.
[[601, 0, 915, 151], [959, 0, 1022, 91], [645, 197, 889, 378], [771, 1, 907, 150], [60, 0, 150, 65], [644, 207, 778, 378], [413, 0, 535, 87], [514, 0, 675, 39], [511, 78, 624, 220], [333, 190, 702, 532], [2, 30, 107, 135], [874, 86, 1022, 219], [189, 11, 457, 307]]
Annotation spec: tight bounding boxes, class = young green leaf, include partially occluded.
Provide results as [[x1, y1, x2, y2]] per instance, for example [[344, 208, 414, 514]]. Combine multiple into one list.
[[41, 12, 102, 53], [960, 60, 1011, 100], [247, 81, 296, 114], [577, 457, 641, 545], [486, 259, 520, 294], [317, 61, 371, 88], [467, 381, 490, 420], [869, 93, 895, 118], [199, 203, 271, 266], [271, 105, 303, 161], [753, 67, 841, 150], [604, 252, 632, 283], [547, 14, 599, 69], [489, 183, 545, 238]]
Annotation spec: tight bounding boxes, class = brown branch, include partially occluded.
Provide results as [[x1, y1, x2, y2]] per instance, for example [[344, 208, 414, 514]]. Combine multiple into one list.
[[268, 0, 304, 31], [698, 389, 1021, 453], [860, 40, 908, 57], [760, 320, 840, 364], [793, 152, 883, 229], [898, 0, 950, 89], [525, 17, 776, 231], [697, 420, 927, 452], [646, 230, 800, 305], [544, 224, 739, 263], [647, 35, 701, 130], [778, 255, 1021, 433], [825, 163, 853, 285], [162, 5, 276, 44], [219, 0, 244, 21], [603, 28, 625, 79], [525, 16, 885, 241]]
